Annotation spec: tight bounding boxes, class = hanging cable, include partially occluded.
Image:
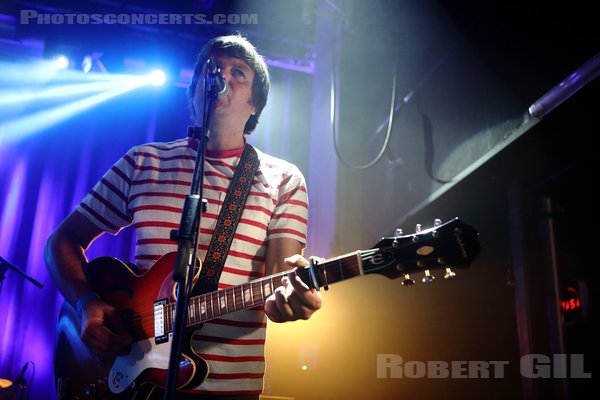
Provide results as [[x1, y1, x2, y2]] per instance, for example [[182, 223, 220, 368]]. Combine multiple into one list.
[[330, 13, 401, 170]]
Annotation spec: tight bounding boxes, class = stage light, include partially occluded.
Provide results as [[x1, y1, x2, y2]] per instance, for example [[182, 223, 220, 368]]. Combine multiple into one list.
[[0, 59, 172, 144], [147, 69, 166, 86], [81, 55, 93, 73], [1, 79, 148, 143], [53, 55, 70, 69]]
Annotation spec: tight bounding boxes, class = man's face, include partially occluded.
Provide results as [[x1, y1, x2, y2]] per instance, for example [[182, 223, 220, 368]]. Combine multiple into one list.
[[192, 54, 256, 130]]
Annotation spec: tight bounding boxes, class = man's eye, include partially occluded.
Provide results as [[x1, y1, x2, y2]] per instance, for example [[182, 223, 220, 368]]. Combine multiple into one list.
[[233, 69, 246, 78]]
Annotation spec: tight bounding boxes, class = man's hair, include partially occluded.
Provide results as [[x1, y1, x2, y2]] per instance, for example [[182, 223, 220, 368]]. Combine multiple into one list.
[[187, 34, 270, 134]]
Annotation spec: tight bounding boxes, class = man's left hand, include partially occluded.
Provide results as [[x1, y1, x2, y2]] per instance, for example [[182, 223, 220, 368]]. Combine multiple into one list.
[[264, 254, 322, 322]]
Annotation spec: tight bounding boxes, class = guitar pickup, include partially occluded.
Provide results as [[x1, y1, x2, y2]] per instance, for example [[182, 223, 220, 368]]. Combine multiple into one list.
[[154, 298, 169, 344]]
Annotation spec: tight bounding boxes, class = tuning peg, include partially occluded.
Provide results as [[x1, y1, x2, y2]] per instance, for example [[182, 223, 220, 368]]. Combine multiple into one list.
[[432, 218, 442, 237], [422, 269, 435, 284], [393, 228, 403, 247], [401, 273, 415, 286], [444, 268, 456, 280], [412, 224, 422, 242]]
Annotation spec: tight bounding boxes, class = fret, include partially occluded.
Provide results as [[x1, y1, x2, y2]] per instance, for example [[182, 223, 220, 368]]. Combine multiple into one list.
[[234, 285, 244, 310], [249, 282, 254, 306], [218, 290, 225, 314], [323, 263, 342, 284], [260, 279, 264, 301], [211, 291, 219, 318], [225, 289, 230, 313], [356, 251, 365, 275], [350, 258, 362, 277], [196, 296, 203, 323], [206, 293, 213, 320], [226, 287, 235, 313], [189, 298, 196, 324], [200, 296, 207, 321], [213, 291, 221, 317], [263, 278, 273, 298], [251, 281, 262, 304], [242, 283, 252, 308]]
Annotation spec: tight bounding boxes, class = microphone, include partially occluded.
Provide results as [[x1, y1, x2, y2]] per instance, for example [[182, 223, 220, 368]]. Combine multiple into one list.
[[205, 59, 228, 99]]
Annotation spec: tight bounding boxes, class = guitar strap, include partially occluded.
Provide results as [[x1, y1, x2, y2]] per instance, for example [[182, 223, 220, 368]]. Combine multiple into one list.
[[192, 143, 259, 296]]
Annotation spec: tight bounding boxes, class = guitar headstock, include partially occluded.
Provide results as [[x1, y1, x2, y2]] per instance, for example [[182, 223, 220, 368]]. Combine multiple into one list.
[[363, 218, 481, 284]]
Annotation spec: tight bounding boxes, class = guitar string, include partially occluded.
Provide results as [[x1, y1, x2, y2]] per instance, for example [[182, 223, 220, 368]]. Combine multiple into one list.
[[118, 251, 373, 327], [120, 233, 464, 333], [118, 251, 373, 329], [116, 269, 294, 328], [115, 253, 371, 333]]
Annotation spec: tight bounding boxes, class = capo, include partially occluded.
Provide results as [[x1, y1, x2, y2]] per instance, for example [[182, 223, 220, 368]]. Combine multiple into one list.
[[308, 258, 328, 291]]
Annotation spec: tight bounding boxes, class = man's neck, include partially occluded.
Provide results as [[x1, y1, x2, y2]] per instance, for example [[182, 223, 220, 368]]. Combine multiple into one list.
[[206, 133, 244, 151], [205, 124, 245, 151], [204, 115, 246, 151]]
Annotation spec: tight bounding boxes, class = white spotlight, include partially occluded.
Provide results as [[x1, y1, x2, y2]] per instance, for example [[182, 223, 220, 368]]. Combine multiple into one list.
[[148, 69, 166, 86], [53, 55, 70, 69]]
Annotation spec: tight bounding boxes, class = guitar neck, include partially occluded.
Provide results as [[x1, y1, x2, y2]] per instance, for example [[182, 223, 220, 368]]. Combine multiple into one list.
[[161, 250, 366, 333], [154, 218, 481, 338]]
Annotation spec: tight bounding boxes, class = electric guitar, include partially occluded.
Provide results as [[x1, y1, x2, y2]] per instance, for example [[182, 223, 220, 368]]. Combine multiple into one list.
[[54, 217, 480, 399]]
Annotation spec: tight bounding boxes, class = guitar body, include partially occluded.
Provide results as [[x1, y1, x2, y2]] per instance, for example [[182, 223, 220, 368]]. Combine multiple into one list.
[[54, 252, 208, 399]]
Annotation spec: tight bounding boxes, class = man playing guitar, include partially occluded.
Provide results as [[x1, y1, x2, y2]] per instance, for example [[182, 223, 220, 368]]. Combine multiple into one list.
[[45, 34, 322, 399]]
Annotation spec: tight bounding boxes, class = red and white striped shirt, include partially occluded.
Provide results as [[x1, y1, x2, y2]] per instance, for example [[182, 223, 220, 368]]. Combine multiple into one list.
[[76, 137, 309, 394]]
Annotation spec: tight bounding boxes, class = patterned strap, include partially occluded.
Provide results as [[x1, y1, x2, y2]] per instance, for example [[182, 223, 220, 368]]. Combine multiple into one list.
[[193, 144, 259, 295]]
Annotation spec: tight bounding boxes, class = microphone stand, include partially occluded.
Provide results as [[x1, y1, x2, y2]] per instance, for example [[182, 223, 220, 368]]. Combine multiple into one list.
[[14, 361, 30, 400], [0, 261, 40, 399], [163, 60, 219, 399], [0, 257, 44, 295]]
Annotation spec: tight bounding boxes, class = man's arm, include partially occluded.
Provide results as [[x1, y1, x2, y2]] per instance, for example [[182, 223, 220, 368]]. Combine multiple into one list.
[[45, 210, 103, 306], [263, 238, 322, 323], [45, 210, 132, 358]]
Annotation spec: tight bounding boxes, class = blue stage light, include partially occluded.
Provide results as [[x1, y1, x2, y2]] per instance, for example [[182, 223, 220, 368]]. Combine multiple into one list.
[[148, 69, 166, 86], [53, 55, 70, 69]]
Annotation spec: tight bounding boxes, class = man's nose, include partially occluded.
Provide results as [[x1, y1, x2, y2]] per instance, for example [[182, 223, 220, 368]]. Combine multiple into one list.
[[220, 67, 231, 82]]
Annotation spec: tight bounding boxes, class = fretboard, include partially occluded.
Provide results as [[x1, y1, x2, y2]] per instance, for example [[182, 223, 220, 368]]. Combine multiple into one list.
[[161, 250, 367, 333]]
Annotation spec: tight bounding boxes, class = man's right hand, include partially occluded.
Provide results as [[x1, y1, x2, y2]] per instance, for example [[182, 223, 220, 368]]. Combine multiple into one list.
[[80, 299, 132, 360]]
